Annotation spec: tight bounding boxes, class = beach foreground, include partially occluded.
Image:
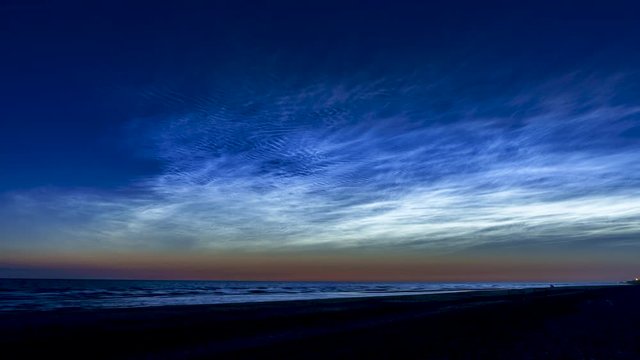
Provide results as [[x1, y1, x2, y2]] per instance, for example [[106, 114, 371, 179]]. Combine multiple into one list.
[[1, 285, 639, 359]]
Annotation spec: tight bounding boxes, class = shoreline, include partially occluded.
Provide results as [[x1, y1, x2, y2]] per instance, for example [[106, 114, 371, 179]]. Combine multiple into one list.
[[0, 280, 616, 313], [1, 285, 638, 359]]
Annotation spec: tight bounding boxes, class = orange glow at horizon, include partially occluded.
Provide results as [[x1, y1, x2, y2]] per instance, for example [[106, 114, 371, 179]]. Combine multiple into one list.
[[1, 249, 636, 282]]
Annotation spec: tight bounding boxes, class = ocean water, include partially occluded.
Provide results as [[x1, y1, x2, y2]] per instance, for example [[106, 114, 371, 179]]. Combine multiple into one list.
[[0, 279, 607, 312]]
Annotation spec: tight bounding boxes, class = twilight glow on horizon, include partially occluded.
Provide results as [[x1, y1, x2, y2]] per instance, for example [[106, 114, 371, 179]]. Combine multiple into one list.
[[1, 1, 639, 281]]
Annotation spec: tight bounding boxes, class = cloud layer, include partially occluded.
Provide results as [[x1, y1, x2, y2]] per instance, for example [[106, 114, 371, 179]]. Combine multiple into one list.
[[2, 73, 639, 256]]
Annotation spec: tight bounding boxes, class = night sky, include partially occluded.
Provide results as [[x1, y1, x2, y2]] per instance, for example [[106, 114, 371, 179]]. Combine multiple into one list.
[[1, 1, 639, 281]]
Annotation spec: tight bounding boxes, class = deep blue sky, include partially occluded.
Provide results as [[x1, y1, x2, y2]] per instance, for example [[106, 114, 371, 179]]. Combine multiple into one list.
[[2, 0, 638, 190], [1, 1, 639, 280]]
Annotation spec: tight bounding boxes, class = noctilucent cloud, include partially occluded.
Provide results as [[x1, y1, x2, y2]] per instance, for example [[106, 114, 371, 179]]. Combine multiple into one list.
[[1, 1, 639, 280]]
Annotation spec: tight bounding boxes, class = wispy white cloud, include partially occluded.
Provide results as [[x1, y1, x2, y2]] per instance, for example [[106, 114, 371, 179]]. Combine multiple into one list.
[[2, 75, 640, 254]]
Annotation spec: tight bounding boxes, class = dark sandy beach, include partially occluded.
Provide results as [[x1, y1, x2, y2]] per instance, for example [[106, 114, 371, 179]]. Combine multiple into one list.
[[1, 285, 639, 359]]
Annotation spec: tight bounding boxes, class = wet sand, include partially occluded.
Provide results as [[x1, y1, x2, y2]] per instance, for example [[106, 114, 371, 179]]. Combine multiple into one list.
[[1, 285, 639, 359]]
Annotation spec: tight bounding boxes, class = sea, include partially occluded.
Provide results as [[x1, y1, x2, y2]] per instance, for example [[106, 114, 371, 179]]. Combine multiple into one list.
[[0, 278, 611, 312]]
